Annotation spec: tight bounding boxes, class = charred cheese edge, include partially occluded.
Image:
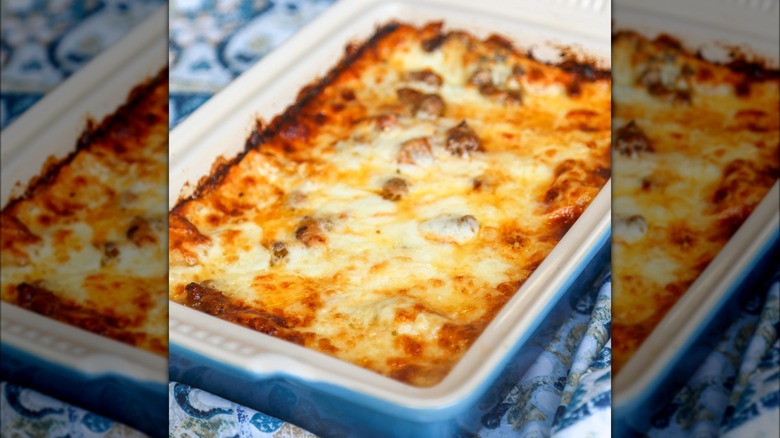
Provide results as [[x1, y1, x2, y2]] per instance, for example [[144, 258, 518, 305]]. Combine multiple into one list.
[[612, 32, 779, 373], [170, 23, 611, 387], [0, 71, 169, 356]]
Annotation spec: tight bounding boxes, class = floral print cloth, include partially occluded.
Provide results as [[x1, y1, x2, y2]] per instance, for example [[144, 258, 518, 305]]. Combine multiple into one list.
[[648, 275, 779, 438], [0, 381, 146, 438], [0, 0, 164, 128]]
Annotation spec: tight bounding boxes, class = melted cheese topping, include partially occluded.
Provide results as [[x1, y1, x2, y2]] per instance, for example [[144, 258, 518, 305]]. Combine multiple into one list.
[[0, 72, 169, 356], [612, 32, 779, 373], [170, 23, 610, 387]]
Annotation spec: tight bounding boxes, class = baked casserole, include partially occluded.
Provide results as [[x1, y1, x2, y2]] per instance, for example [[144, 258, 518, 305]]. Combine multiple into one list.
[[169, 23, 611, 387]]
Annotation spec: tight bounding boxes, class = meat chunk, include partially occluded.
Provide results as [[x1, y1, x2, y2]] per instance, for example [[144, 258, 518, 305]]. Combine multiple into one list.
[[487, 87, 522, 106], [101, 242, 119, 266], [511, 64, 526, 78], [270, 241, 288, 266], [637, 64, 692, 104], [397, 137, 433, 165], [381, 177, 410, 201], [16, 282, 60, 317], [126, 216, 157, 246], [615, 121, 653, 158], [397, 87, 423, 105], [638, 66, 664, 95], [468, 68, 492, 87], [445, 121, 482, 157], [375, 113, 399, 131], [467, 69, 522, 105], [417, 94, 445, 116], [418, 214, 479, 244], [185, 281, 230, 315], [295, 217, 327, 247], [407, 69, 443, 87], [396, 88, 446, 117], [421, 33, 446, 52]]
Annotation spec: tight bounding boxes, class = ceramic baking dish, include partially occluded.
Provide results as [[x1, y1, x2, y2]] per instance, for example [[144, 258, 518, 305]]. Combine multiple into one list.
[[612, 0, 780, 434], [168, 0, 611, 436], [0, 7, 168, 437]]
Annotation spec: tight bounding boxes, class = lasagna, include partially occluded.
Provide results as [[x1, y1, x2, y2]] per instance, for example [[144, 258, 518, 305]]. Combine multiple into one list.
[[612, 31, 779, 373], [0, 70, 169, 356], [169, 23, 611, 387]]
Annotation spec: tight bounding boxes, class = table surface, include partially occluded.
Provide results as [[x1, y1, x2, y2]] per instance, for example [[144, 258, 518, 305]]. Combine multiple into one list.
[[1, 1, 778, 436]]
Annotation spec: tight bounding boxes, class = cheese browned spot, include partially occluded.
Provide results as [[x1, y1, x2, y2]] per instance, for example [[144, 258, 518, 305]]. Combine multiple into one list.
[[0, 71, 169, 356], [170, 23, 611, 387], [612, 31, 779, 373]]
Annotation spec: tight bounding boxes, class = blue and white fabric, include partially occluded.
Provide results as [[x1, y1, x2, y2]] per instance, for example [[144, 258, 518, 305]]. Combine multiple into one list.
[[0, 0, 163, 129]]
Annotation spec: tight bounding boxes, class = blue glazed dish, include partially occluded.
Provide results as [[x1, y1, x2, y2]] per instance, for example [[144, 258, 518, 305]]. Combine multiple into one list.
[[612, 0, 780, 430], [614, 232, 779, 436], [0, 344, 167, 437]]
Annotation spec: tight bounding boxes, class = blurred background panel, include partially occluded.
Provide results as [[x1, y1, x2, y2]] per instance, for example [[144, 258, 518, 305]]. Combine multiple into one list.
[[166, 1, 613, 437], [1, 1, 166, 437], [611, 0, 779, 436]]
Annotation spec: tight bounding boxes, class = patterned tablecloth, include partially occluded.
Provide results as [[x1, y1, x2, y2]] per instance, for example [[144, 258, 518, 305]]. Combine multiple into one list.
[[1, 1, 778, 437]]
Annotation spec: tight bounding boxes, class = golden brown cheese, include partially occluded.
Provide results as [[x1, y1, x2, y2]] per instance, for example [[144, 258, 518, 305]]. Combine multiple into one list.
[[612, 32, 779, 373], [0, 71, 169, 356], [170, 23, 611, 387]]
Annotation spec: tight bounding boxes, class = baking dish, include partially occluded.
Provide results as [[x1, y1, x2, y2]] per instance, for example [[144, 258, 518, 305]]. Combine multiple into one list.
[[0, 7, 168, 437], [612, 0, 780, 434], [167, 0, 611, 436]]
